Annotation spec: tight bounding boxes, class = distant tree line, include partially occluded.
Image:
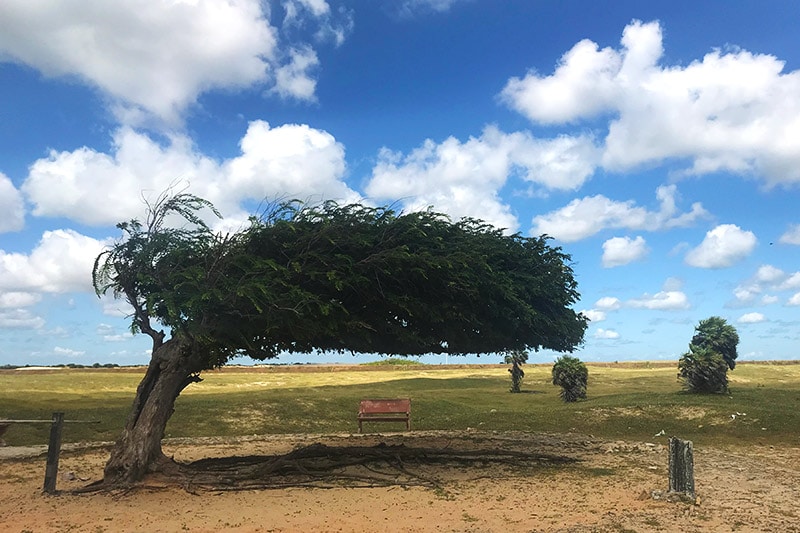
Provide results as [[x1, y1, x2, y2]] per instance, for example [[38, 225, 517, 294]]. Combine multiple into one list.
[[0, 362, 122, 370]]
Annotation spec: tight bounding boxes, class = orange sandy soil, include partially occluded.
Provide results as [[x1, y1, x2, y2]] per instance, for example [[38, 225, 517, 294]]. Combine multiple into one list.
[[1, 431, 798, 532]]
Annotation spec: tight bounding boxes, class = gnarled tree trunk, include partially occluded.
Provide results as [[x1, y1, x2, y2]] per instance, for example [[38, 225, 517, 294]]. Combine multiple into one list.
[[102, 336, 203, 486]]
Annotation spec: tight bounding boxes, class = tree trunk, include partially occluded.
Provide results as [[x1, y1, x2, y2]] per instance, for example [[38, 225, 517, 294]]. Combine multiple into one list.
[[102, 336, 202, 486]]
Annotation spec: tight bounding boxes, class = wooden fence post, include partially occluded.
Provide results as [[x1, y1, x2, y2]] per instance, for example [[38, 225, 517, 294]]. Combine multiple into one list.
[[668, 436, 695, 502], [42, 412, 65, 494]]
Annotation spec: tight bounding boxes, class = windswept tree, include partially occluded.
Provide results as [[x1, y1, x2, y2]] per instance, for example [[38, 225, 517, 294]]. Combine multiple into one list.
[[678, 316, 740, 393], [93, 192, 587, 486], [690, 316, 740, 370]]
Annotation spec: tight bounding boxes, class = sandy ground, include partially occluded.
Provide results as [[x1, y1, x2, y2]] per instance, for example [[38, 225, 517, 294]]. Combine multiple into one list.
[[1, 431, 798, 533]]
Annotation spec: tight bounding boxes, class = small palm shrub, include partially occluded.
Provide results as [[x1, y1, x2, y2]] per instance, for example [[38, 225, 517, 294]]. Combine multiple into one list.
[[678, 345, 729, 393], [505, 350, 528, 393], [552, 355, 588, 402]]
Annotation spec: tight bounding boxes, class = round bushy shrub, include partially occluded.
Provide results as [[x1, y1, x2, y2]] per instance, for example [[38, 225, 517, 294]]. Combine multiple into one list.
[[552, 355, 588, 402], [678, 345, 729, 393]]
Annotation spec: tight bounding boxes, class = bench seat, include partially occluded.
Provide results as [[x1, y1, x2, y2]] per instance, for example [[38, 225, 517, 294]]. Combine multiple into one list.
[[357, 398, 411, 433]]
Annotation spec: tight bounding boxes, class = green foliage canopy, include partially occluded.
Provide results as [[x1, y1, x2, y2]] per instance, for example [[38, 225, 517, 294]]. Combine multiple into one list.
[[677, 316, 739, 393], [690, 316, 740, 370], [678, 345, 729, 394], [94, 194, 588, 372]]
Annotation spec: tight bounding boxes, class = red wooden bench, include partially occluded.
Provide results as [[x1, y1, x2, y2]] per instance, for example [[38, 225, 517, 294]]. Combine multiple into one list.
[[357, 398, 411, 433]]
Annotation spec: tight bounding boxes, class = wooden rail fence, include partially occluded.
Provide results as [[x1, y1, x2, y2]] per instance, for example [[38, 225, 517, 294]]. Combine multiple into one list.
[[0, 413, 99, 494]]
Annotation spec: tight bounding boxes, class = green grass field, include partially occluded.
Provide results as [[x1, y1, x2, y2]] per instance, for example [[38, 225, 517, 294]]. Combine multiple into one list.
[[2, 362, 799, 447]]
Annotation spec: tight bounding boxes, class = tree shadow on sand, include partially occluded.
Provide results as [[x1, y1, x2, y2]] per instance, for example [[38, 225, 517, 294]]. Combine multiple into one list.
[[76, 441, 581, 493]]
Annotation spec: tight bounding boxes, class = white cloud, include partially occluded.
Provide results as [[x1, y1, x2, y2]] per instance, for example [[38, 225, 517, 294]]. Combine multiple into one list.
[[271, 45, 320, 101], [531, 184, 708, 241], [628, 291, 690, 310], [731, 264, 800, 306], [755, 264, 785, 283], [0, 0, 279, 125], [95, 323, 134, 342], [223, 121, 357, 208], [0, 292, 41, 309], [601, 235, 648, 267], [283, 0, 331, 20], [594, 328, 620, 339], [54, 346, 86, 357], [102, 334, 135, 343], [100, 294, 134, 318], [23, 129, 210, 225], [732, 284, 758, 304], [592, 284, 692, 318], [0, 309, 45, 329], [366, 126, 599, 232], [399, 0, 467, 15], [0, 229, 109, 294], [41, 326, 69, 339], [595, 297, 622, 311], [780, 273, 800, 291], [501, 37, 621, 124], [685, 224, 757, 268], [0, 173, 25, 233], [581, 309, 607, 322], [0, 0, 353, 125], [788, 293, 800, 306], [738, 312, 766, 324], [501, 19, 800, 186], [22, 122, 357, 226], [96, 324, 116, 336], [281, 0, 352, 47], [779, 224, 800, 245], [662, 277, 684, 291]]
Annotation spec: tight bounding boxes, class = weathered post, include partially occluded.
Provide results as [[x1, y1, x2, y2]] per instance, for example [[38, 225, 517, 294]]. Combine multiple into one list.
[[668, 436, 695, 502], [43, 412, 65, 494]]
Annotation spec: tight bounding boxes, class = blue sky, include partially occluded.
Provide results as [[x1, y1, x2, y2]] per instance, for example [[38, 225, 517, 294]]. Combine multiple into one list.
[[2, 0, 800, 366]]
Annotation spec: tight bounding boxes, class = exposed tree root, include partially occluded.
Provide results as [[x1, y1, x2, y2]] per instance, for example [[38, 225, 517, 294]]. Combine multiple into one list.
[[178, 442, 580, 492], [74, 440, 581, 494]]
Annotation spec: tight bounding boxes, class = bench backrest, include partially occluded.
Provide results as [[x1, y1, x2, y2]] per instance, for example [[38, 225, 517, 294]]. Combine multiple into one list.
[[359, 398, 411, 415]]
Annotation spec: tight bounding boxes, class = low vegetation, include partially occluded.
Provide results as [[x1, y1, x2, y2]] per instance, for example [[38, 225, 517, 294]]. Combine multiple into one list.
[[1, 362, 799, 448], [362, 358, 425, 366], [504, 350, 528, 393], [552, 355, 588, 402], [679, 317, 740, 393], [678, 346, 730, 394]]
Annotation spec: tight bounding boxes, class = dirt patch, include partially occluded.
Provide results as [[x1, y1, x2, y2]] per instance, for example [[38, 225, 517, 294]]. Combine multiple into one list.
[[587, 406, 709, 422], [1, 431, 798, 532]]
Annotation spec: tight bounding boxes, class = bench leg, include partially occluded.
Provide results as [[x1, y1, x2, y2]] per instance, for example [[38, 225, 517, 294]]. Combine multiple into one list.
[[358, 420, 363, 433]]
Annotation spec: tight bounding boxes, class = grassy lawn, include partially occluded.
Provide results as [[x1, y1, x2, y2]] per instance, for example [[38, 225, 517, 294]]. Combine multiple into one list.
[[1, 362, 799, 447]]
